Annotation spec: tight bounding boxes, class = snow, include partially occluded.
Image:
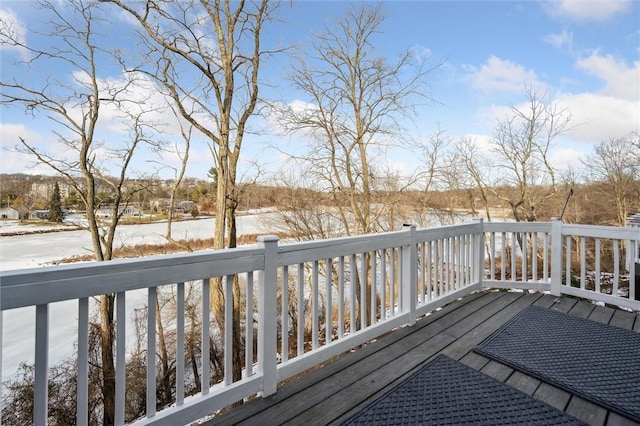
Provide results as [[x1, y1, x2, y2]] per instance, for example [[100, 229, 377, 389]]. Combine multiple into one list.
[[0, 214, 272, 380]]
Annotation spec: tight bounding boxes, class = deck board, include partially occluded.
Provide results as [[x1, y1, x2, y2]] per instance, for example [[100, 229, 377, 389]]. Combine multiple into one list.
[[206, 290, 640, 426]]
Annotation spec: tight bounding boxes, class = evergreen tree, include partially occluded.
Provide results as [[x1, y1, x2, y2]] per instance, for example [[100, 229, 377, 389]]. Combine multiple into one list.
[[48, 182, 63, 222]]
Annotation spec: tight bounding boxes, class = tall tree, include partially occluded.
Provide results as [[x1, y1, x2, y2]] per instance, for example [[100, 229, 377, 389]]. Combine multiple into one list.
[[105, 0, 276, 384], [47, 182, 63, 222], [272, 5, 437, 326], [490, 87, 572, 222], [582, 132, 640, 226], [274, 5, 436, 235], [0, 1, 159, 422], [452, 136, 494, 221]]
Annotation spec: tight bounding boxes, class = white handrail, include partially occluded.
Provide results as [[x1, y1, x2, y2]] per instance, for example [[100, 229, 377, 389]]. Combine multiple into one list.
[[1, 220, 639, 424]]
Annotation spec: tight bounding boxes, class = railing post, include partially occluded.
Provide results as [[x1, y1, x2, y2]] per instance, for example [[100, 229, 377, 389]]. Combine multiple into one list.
[[34, 304, 49, 425], [402, 224, 417, 326], [551, 218, 562, 296], [473, 218, 484, 289], [258, 235, 279, 397]]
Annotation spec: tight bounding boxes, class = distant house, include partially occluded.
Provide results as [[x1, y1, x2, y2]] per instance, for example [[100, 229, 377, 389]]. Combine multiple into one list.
[[95, 208, 113, 218], [0, 207, 20, 220], [95, 206, 143, 218], [176, 201, 195, 212], [122, 206, 142, 217], [33, 210, 50, 220]]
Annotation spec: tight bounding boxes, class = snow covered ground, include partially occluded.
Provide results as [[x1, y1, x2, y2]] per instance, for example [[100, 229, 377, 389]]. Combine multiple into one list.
[[0, 214, 274, 380], [0, 215, 274, 270]]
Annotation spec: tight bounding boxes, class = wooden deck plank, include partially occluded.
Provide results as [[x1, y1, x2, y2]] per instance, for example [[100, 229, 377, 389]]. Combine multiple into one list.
[[551, 295, 578, 312], [533, 293, 560, 308], [609, 309, 636, 330], [214, 291, 501, 426], [480, 360, 513, 381], [330, 293, 540, 423], [439, 292, 542, 360], [569, 300, 596, 318], [607, 412, 640, 426], [566, 396, 608, 426], [212, 291, 491, 426], [458, 351, 489, 370], [204, 291, 639, 426], [505, 371, 541, 396], [588, 305, 615, 324], [289, 292, 534, 425], [533, 382, 571, 411]]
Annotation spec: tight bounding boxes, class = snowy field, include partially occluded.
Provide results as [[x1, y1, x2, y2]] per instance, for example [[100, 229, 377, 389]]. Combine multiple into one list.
[[0, 214, 274, 380]]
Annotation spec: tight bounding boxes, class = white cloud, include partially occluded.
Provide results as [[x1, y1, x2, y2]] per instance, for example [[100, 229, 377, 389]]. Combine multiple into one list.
[[576, 52, 640, 100], [553, 51, 640, 142], [545, 0, 633, 22], [0, 123, 66, 175], [544, 30, 573, 50], [474, 49, 639, 147], [555, 92, 639, 142], [478, 90, 638, 146], [549, 145, 589, 171], [265, 99, 319, 136], [410, 44, 432, 63], [468, 56, 543, 94], [462, 133, 495, 157]]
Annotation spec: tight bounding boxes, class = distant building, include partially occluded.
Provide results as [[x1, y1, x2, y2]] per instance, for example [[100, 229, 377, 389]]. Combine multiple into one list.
[[0, 207, 20, 220], [95, 206, 143, 218], [95, 207, 112, 218], [177, 201, 195, 211], [151, 198, 171, 212], [30, 182, 71, 200], [122, 206, 142, 217], [33, 210, 50, 220]]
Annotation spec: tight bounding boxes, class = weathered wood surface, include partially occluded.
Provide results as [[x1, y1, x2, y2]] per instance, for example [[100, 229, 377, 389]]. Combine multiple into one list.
[[207, 290, 640, 426]]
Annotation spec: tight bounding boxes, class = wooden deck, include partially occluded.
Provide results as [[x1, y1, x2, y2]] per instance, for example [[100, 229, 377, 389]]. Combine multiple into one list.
[[208, 290, 640, 426]]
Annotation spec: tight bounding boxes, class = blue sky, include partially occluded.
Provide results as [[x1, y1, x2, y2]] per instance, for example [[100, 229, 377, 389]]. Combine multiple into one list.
[[1, 0, 638, 180]]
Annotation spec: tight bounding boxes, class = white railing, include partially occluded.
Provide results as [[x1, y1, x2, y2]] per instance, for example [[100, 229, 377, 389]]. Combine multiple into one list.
[[1, 219, 639, 425], [483, 219, 640, 311]]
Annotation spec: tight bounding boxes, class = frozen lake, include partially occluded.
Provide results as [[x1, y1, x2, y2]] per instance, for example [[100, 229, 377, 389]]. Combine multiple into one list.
[[0, 215, 273, 270], [0, 214, 274, 379]]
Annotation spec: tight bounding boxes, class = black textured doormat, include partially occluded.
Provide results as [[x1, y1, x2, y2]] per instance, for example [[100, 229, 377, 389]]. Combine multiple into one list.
[[341, 354, 585, 425], [475, 305, 640, 423]]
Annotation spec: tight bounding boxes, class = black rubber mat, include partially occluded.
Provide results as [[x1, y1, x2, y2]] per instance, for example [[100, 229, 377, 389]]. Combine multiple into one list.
[[341, 354, 585, 425], [475, 305, 640, 423]]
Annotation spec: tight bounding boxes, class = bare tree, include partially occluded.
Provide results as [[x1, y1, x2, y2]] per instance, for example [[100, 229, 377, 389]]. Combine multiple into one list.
[[0, 1, 161, 422], [490, 87, 572, 222], [158, 106, 194, 251], [452, 136, 494, 221], [582, 132, 640, 226], [412, 130, 468, 226], [274, 5, 437, 234], [272, 5, 438, 326], [105, 0, 276, 384]]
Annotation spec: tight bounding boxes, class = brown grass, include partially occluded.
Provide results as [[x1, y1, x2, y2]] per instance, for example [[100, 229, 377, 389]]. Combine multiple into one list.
[[54, 232, 298, 264]]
